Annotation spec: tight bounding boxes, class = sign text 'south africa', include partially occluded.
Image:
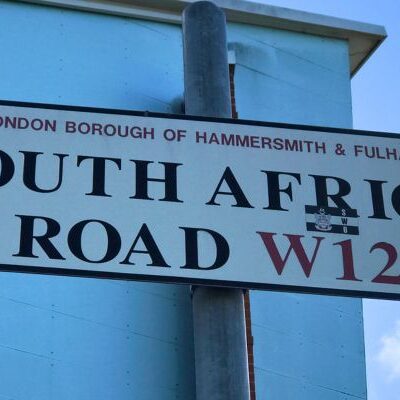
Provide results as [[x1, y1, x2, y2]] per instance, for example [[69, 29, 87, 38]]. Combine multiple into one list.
[[0, 101, 399, 300]]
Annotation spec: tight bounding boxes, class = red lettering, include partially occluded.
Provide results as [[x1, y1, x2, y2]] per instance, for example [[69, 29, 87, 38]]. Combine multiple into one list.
[[65, 121, 76, 133], [334, 239, 361, 281], [257, 232, 324, 277], [371, 242, 400, 284]]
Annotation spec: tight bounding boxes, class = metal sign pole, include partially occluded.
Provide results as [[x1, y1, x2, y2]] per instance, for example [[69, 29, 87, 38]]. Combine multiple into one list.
[[182, 2, 250, 399]]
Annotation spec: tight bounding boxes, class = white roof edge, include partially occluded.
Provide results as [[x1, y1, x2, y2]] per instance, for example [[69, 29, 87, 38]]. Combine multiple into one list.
[[22, 0, 387, 76]]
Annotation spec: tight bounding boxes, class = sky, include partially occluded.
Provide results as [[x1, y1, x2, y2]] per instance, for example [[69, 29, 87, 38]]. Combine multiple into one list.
[[255, 1, 400, 399]]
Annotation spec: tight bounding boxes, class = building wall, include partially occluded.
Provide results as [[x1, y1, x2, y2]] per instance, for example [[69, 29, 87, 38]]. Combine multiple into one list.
[[228, 22, 367, 399], [0, 2, 195, 400], [0, 1, 366, 399]]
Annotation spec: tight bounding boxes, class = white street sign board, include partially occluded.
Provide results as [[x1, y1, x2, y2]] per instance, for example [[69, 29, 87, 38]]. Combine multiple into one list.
[[0, 101, 399, 300]]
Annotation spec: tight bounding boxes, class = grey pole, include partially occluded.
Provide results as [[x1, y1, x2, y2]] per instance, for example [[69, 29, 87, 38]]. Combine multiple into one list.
[[182, 2, 250, 400]]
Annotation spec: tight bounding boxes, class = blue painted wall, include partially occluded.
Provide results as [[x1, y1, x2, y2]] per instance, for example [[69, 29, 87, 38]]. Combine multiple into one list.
[[229, 22, 366, 399], [0, 1, 366, 399], [0, 2, 194, 400]]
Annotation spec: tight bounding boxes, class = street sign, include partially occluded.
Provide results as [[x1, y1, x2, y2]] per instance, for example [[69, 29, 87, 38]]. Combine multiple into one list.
[[0, 100, 399, 299]]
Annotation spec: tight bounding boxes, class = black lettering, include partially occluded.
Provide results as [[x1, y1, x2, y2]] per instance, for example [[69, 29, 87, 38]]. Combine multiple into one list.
[[262, 171, 301, 211], [120, 223, 170, 267], [365, 179, 391, 220], [13, 215, 65, 259], [0, 150, 15, 187], [68, 220, 121, 263], [310, 175, 352, 209], [20, 151, 68, 193], [77, 155, 122, 197], [130, 160, 183, 202], [391, 185, 400, 216], [206, 167, 253, 208], [180, 227, 230, 270]]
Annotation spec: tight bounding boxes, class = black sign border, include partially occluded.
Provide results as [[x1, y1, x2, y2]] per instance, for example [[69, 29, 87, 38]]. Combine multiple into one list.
[[0, 99, 399, 301], [1, 99, 400, 139]]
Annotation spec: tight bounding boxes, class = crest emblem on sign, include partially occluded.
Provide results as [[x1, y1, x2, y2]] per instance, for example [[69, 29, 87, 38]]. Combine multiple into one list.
[[314, 208, 332, 231]]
